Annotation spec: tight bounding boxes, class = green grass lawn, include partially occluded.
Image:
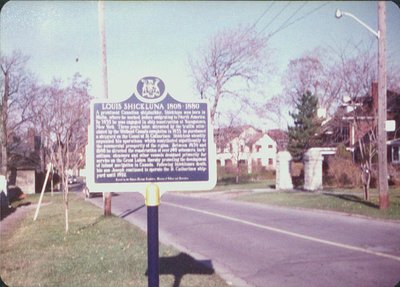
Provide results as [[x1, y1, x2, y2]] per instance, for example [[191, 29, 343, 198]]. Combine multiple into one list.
[[214, 180, 275, 191], [174, 180, 275, 194], [236, 186, 400, 221], [1, 193, 230, 287]]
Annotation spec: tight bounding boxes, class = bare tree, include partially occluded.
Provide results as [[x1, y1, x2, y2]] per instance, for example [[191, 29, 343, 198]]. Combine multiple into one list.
[[281, 48, 342, 116], [27, 84, 53, 172], [331, 45, 392, 201], [359, 130, 376, 201], [189, 26, 272, 124], [282, 54, 324, 103], [0, 51, 35, 176], [39, 74, 90, 233], [335, 46, 376, 99]]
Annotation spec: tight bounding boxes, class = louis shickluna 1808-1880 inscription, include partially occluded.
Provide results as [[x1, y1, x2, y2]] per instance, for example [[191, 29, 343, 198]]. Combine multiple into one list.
[[93, 77, 210, 185]]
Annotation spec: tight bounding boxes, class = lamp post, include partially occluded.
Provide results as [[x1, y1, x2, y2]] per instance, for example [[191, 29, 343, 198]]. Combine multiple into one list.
[[335, 2, 389, 209]]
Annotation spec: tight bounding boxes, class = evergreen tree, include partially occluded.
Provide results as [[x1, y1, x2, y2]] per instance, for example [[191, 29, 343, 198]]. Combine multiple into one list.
[[287, 91, 322, 161]]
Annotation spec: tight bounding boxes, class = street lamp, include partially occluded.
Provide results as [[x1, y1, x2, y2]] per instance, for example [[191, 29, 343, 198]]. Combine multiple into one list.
[[335, 4, 389, 209], [335, 9, 380, 38]]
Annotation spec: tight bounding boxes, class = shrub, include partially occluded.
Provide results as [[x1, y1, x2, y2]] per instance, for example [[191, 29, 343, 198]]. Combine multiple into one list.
[[388, 164, 400, 186], [290, 161, 304, 188], [217, 164, 275, 184], [326, 157, 361, 188], [335, 143, 352, 160]]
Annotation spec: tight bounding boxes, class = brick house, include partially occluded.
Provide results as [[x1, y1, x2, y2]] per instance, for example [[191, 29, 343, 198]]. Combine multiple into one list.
[[321, 83, 400, 164]]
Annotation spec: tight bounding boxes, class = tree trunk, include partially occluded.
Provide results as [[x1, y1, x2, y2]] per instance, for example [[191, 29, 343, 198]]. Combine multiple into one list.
[[210, 81, 222, 125], [41, 142, 46, 172], [361, 163, 371, 201], [64, 197, 69, 233], [64, 177, 69, 233], [0, 138, 6, 177], [236, 163, 240, 184], [363, 176, 370, 201], [1, 72, 9, 177]]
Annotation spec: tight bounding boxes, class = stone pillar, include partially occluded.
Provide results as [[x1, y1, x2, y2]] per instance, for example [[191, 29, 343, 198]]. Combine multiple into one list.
[[303, 148, 323, 191], [276, 151, 293, 190], [0, 175, 9, 212], [247, 158, 253, 174]]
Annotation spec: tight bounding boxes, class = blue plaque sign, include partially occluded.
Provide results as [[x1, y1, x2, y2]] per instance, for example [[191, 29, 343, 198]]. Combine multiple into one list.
[[86, 77, 216, 195]]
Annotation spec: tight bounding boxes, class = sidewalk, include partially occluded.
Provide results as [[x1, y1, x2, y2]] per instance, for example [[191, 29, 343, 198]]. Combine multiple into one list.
[[0, 203, 33, 239]]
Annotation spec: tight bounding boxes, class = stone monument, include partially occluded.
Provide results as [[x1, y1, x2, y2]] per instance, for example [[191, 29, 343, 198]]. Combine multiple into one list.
[[303, 148, 324, 191], [276, 151, 293, 190]]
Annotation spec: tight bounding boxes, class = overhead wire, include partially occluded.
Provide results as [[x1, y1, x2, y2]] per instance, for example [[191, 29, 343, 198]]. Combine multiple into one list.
[[258, 2, 292, 35], [249, 1, 275, 30], [267, 2, 330, 38], [267, 2, 308, 38]]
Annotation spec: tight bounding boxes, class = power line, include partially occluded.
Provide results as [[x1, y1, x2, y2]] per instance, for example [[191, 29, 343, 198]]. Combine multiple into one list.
[[268, 2, 330, 38], [258, 2, 292, 35], [268, 2, 307, 37], [250, 1, 275, 30]]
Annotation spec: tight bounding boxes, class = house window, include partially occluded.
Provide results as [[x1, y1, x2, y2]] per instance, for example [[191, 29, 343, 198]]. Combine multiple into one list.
[[268, 158, 273, 165], [393, 146, 400, 163], [268, 144, 273, 149], [240, 145, 244, 152], [229, 143, 233, 153], [256, 145, 261, 152]]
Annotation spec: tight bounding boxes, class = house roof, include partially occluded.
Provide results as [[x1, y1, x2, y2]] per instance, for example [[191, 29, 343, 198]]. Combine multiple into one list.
[[321, 85, 400, 148], [214, 125, 287, 151], [246, 133, 264, 146], [214, 125, 260, 149], [267, 129, 288, 151], [388, 138, 400, 146], [354, 85, 400, 115]]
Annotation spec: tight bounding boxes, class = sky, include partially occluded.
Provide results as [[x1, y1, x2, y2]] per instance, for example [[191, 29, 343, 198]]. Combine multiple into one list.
[[1, 1, 400, 129]]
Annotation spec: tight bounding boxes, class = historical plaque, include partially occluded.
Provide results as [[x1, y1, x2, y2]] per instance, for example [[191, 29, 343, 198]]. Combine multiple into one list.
[[86, 77, 217, 195]]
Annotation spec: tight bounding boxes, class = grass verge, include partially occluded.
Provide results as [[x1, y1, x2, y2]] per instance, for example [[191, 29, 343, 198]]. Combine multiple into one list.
[[214, 180, 274, 191], [236, 186, 400, 221], [0, 193, 230, 287], [175, 180, 275, 194]]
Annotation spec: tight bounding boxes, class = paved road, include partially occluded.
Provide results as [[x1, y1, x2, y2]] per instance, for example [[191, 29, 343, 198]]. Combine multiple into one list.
[[88, 192, 400, 287]]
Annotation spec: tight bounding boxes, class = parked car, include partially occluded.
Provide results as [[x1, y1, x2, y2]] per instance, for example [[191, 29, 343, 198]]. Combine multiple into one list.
[[68, 176, 78, 185], [83, 185, 103, 198]]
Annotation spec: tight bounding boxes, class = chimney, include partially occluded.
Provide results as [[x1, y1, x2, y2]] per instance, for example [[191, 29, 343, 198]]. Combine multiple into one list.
[[371, 82, 378, 115], [28, 128, 35, 150]]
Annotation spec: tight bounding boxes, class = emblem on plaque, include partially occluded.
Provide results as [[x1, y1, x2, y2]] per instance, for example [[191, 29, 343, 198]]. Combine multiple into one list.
[[137, 76, 165, 100]]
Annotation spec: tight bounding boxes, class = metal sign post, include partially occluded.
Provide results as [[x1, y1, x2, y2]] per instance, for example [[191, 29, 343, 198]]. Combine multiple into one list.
[[146, 184, 160, 287], [86, 76, 216, 287]]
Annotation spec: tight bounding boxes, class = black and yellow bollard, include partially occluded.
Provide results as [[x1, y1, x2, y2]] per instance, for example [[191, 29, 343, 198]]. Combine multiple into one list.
[[146, 184, 160, 287]]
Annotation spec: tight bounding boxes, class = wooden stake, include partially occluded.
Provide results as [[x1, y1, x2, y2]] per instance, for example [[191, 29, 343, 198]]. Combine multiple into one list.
[[33, 163, 52, 221]]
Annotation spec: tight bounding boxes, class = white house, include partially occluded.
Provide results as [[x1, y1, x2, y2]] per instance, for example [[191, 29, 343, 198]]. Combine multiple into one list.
[[215, 126, 284, 174]]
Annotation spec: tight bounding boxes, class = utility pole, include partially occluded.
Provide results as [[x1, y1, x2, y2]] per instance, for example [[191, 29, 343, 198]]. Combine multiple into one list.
[[377, 1, 389, 209], [335, 2, 389, 209], [98, 0, 112, 216]]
